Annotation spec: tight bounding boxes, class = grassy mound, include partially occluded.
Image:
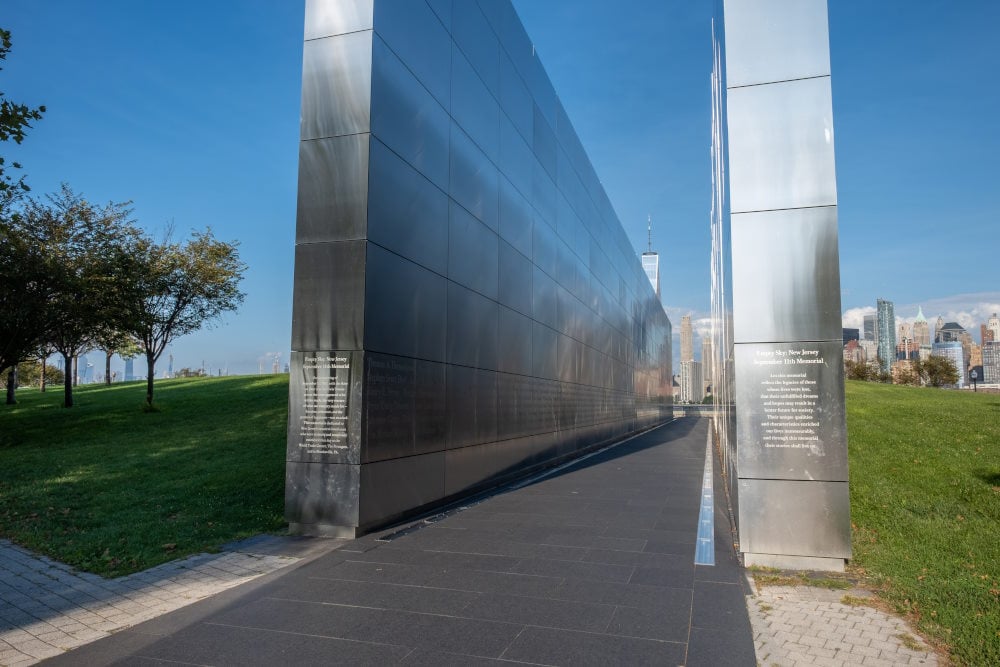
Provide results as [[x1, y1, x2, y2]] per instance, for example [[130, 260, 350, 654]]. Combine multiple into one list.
[[0, 375, 288, 577], [847, 380, 999, 665]]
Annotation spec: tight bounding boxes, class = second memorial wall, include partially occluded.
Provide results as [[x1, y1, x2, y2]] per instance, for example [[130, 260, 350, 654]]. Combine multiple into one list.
[[287, 0, 673, 536]]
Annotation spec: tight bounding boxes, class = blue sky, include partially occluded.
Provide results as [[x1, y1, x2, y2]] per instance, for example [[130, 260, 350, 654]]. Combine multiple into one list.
[[4, 1, 998, 375]]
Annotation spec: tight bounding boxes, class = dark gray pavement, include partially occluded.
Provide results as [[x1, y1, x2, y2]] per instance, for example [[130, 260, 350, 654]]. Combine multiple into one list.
[[44, 417, 754, 666]]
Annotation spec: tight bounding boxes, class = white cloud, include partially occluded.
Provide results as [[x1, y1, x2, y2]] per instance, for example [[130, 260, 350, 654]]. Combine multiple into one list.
[[841, 306, 875, 330]]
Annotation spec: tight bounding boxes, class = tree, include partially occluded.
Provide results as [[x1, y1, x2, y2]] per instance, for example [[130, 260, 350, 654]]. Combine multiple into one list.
[[22, 186, 142, 407], [129, 230, 245, 407], [13, 358, 63, 387], [916, 355, 959, 388], [0, 195, 56, 397], [0, 28, 45, 194]]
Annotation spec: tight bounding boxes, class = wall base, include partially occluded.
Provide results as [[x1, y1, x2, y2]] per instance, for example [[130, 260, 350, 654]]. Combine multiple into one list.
[[743, 552, 846, 573], [288, 522, 360, 539]]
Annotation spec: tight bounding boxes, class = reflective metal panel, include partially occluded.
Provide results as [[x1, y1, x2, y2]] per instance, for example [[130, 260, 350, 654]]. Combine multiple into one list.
[[296, 135, 369, 243], [532, 105, 558, 181], [734, 342, 847, 480], [452, 0, 499, 96], [724, 0, 830, 88], [449, 202, 499, 299], [737, 479, 851, 558], [532, 322, 558, 380], [370, 37, 450, 190], [447, 366, 498, 448], [498, 177, 532, 257], [727, 77, 836, 213], [500, 52, 532, 144], [285, 461, 360, 530], [301, 32, 372, 141], [364, 243, 447, 362], [304, 0, 373, 40], [367, 138, 448, 275], [731, 207, 842, 343], [446, 282, 499, 370], [498, 305, 532, 375], [358, 452, 446, 528], [499, 114, 534, 200], [449, 123, 500, 231], [426, 0, 452, 33], [414, 359, 448, 454], [498, 240, 533, 316], [531, 266, 558, 330], [363, 352, 415, 462], [451, 47, 500, 163], [372, 0, 451, 107], [291, 241, 365, 352]]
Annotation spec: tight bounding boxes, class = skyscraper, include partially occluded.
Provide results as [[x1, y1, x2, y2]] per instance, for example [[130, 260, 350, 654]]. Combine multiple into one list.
[[680, 315, 694, 362], [876, 299, 896, 374], [912, 306, 930, 346], [640, 215, 660, 300], [932, 341, 965, 388], [897, 321, 912, 342], [863, 314, 876, 342], [680, 360, 703, 404], [989, 313, 1000, 342], [983, 341, 1000, 383]]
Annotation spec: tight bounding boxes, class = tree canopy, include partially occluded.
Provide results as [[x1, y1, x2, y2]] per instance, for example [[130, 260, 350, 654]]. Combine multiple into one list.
[[129, 230, 246, 406]]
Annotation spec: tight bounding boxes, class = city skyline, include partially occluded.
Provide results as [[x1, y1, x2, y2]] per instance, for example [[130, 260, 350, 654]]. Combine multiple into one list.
[[4, 1, 998, 375]]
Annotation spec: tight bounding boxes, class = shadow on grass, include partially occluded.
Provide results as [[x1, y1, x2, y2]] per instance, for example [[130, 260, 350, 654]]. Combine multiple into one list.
[[974, 469, 1000, 486]]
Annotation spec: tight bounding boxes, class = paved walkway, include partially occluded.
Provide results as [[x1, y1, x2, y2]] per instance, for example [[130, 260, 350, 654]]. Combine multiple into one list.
[[0, 417, 942, 666], [747, 580, 939, 666], [0, 536, 333, 666]]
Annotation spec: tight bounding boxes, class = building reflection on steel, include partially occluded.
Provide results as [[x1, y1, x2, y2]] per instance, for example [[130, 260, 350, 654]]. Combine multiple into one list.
[[286, 0, 672, 537]]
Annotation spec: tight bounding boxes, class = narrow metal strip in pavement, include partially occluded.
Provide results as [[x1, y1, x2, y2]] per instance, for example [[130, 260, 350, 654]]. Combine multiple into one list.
[[694, 426, 716, 565]]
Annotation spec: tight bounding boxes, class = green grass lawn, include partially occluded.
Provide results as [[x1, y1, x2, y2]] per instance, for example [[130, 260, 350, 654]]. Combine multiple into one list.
[[846, 380, 1000, 665], [0, 375, 288, 577]]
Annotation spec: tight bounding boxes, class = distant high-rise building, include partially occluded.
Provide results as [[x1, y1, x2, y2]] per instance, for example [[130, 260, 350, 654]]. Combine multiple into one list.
[[876, 299, 896, 374], [641, 216, 660, 300], [124, 358, 134, 382], [842, 328, 860, 345], [680, 360, 703, 404], [701, 336, 713, 394], [863, 314, 876, 342], [982, 324, 995, 345], [983, 341, 1000, 384], [896, 339, 920, 361], [932, 341, 965, 388], [680, 315, 694, 363], [912, 306, 930, 346], [859, 340, 877, 364], [989, 313, 1000, 343], [934, 315, 945, 342], [898, 321, 912, 342], [970, 343, 982, 370]]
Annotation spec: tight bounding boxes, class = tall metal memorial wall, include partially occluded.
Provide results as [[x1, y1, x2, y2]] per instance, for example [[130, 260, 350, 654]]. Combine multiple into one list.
[[712, 0, 851, 570], [287, 0, 672, 537]]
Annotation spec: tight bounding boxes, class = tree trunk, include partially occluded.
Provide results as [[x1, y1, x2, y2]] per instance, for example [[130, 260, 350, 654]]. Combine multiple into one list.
[[73, 356, 79, 387], [64, 353, 74, 408], [105, 351, 112, 386], [5, 367, 16, 405], [146, 355, 155, 406], [40, 356, 46, 392]]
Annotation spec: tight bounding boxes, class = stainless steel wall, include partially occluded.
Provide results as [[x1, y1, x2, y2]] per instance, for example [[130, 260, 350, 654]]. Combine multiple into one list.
[[718, 0, 851, 570], [287, 0, 673, 536]]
